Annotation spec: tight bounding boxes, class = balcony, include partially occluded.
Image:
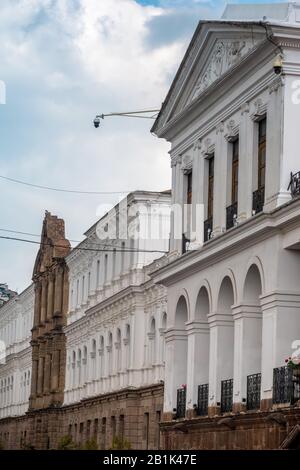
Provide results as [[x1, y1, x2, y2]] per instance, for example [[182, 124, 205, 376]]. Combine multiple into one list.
[[288, 171, 300, 198], [252, 187, 265, 215], [204, 217, 213, 242], [176, 387, 186, 419], [247, 373, 261, 410], [273, 366, 300, 405], [226, 202, 238, 230], [221, 379, 233, 413], [197, 384, 208, 416]]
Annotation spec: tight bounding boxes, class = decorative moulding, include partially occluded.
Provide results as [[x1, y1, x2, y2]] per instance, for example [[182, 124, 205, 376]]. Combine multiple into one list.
[[250, 98, 267, 121]]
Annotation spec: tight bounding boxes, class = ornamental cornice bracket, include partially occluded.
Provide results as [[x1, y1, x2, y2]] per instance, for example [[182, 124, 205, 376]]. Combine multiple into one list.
[[268, 76, 284, 94], [250, 98, 267, 122], [202, 138, 215, 157], [224, 119, 239, 143]]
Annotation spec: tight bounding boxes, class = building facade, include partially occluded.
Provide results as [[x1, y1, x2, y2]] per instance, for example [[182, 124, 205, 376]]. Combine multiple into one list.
[[0, 191, 170, 449], [0, 285, 33, 426], [151, 3, 300, 449]]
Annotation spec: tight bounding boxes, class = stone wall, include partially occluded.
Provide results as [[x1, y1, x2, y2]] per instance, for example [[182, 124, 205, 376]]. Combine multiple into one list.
[[0, 383, 163, 450]]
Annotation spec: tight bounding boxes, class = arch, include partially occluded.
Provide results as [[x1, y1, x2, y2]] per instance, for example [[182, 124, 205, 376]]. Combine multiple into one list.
[[150, 317, 156, 334], [243, 264, 263, 304], [175, 295, 188, 328], [245, 256, 265, 294], [194, 284, 211, 321], [217, 275, 235, 313], [161, 312, 167, 330]]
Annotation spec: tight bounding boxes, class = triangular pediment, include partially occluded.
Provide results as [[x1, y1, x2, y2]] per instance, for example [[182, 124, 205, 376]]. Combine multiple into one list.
[[152, 22, 265, 134]]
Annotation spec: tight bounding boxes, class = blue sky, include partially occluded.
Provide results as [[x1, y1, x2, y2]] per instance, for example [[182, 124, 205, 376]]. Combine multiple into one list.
[[0, 0, 287, 291]]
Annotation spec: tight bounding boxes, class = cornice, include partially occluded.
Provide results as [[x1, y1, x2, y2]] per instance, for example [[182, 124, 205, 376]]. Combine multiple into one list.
[[151, 197, 300, 287]]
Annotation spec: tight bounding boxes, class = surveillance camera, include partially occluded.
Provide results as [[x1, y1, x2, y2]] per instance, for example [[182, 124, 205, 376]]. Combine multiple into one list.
[[273, 55, 283, 75], [93, 116, 101, 128]]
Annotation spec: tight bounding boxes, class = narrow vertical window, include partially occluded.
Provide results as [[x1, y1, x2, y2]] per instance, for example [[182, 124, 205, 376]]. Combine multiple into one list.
[[187, 171, 192, 204], [96, 259, 100, 288], [231, 139, 239, 205], [104, 254, 108, 283], [208, 156, 214, 219], [253, 117, 266, 214], [204, 156, 214, 242], [226, 139, 239, 229], [258, 118, 266, 191]]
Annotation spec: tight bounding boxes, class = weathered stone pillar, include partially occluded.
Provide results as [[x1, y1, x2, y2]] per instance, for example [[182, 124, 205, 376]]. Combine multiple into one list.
[[44, 353, 52, 394], [46, 273, 55, 321], [40, 279, 48, 324], [33, 282, 42, 327], [37, 356, 45, 396], [54, 267, 63, 316], [51, 349, 60, 392]]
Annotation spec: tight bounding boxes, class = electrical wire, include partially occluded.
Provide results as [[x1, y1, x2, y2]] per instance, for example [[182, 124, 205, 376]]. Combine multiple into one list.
[[0, 235, 167, 254], [0, 175, 131, 195], [0, 228, 165, 252]]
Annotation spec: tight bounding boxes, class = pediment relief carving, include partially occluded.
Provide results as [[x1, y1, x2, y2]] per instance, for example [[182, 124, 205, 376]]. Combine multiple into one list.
[[189, 38, 257, 104]]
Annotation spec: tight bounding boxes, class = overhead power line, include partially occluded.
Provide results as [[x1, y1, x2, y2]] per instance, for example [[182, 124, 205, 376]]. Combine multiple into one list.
[[0, 235, 167, 254], [0, 228, 162, 253], [0, 175, 131, 195]]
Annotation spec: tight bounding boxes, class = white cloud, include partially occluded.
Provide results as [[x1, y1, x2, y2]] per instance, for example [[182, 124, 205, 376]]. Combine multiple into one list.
[[1, 0, 194, 291]]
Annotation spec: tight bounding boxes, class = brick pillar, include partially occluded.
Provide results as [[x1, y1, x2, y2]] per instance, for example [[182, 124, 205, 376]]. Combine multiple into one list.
[[37, 356, 45, 396]]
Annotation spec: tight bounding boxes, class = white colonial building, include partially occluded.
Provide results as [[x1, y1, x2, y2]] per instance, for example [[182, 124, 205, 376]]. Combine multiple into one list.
[[64, 191, 171, 405], [151, 3, 300, 421], [0, 285, 34, 419]]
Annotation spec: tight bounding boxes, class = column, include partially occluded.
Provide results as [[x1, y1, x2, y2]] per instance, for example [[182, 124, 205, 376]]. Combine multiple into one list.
[[44, 353, 51, 394], [37, 357, 44, 396], [51, 349, 60, 392], [186, 321, 209, 412], [265, 78, 287, 210], [232, 304, 262, 410], [54, 266, 63, 316], [40, 279, 48, 324], [30, 344, 39, 400], [33, 282, 42, 327], [46, 273, 54, 321], [163, 328, 187, 416], [207, 312, 234, 413], [260, 292, 300, 408], [238, 103, 254, 221], [213, 122, 228, 235]]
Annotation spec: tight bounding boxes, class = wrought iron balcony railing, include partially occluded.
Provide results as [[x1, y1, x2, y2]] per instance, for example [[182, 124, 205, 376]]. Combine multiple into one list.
[[221, 379, 233, 413], [273, 366, 300, 405], [204, 217, 213, 242], [288, 171, 300, 198], [226, 202, 238, 230], [252, 187, 265, 215], [197, 384, 209, 416], [176, 387, 186, 419], [247, 373, 261, 410]]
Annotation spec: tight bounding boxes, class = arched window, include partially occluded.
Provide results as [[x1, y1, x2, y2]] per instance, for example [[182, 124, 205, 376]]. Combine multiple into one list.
[[148, 318, 156, 365], [72, 351, 76, 387], [91, 339, 96, 381], [83, 346, 88, 384], [107, 332, 113, 374], [78, 349, 82, 387], [116, 328, 121, 372], [161, 313, 167, 363], [124, 324, 130, 370], [99, 336, 104, 377]]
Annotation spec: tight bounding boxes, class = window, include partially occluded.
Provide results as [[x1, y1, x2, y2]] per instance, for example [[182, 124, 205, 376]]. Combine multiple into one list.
[[258, 118, 266, 190], [96, 260, 100, 288], [82, 276, 85, 303], [207, 156, 214, 219], [231, 139, 239, 204], [187, 171, 192, 204], [104, 254, 108, 283]]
